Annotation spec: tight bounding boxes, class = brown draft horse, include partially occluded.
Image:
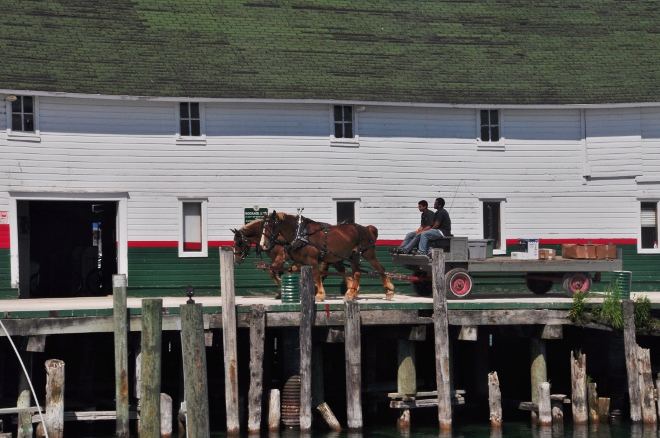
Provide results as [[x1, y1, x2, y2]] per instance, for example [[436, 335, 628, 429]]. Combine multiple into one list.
[[231, 219, 340, 299], [260, 211, 394, 302]]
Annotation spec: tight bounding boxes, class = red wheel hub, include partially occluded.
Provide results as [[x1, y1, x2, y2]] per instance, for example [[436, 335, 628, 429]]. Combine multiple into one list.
[[569, 274, 589, 293], [450, 274, 471, 296]]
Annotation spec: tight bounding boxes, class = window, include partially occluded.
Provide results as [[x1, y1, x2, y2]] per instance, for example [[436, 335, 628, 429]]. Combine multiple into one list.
[[180, 103, 201, 136], [179, 199, 208, 257], [480, 110, 500, 142], [482, 200, 506, 254], [334, 105, 354, 139], [335, 199, 359, 224], [640, 202, 658, 251], [12, 96, 34, 132]]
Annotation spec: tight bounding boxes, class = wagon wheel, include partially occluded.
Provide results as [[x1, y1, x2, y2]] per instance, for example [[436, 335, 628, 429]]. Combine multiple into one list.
[[446, 268, 473, 299], [562, 272, 592, 297], [411, 271, 432, 296], [526, 276, 554, 295]]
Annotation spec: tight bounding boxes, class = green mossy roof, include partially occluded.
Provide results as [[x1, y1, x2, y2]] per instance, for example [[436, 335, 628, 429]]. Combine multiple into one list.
[[1, 0, 659, 104]]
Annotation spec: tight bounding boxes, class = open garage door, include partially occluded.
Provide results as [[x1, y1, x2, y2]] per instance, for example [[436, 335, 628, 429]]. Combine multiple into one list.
[[18, 200, 118, 298]]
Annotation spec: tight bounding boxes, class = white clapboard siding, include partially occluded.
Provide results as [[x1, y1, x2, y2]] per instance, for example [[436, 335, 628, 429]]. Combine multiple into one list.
[[586, 108, 642, 178], [2, 98, 660, 243], [641, 108, 660, 181]]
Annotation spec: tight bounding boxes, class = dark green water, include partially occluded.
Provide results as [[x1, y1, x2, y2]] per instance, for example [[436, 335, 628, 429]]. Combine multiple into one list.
[[204, 422, 655, 438]]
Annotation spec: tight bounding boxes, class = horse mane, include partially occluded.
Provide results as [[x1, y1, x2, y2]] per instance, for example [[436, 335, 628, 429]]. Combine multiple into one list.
[[240, 218, 264, 236]]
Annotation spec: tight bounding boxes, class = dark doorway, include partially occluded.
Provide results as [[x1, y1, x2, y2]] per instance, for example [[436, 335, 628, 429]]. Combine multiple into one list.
[[22, 200, 117, 298]]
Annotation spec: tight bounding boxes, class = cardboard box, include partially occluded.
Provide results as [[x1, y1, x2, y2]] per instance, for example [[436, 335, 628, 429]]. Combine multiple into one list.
[[539, 249, 556, 260], [595, 244, 617, 259], [562, 244, 597, 259], [511, 251, 530, 260]]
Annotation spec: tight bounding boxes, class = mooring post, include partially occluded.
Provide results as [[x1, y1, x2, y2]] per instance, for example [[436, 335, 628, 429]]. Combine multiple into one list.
[[623, 299, 642, 422], [397, 339, 416, 429], [530, 337, 547, 424], [598, 397, 610, 422], [538, 382, 551, 426], [268, 389, 281, 432], [113, 274, 130, 438], [431, 248, 452, 430], [220, 246, 240, 434], [247, 304, 266, 434], [161, 393, 173, 438], [180, 301, 210, 437], [299, 265, 315, 431], [570, 351, 588, 424], [488, 371, 502, 427], [637, 346, 657, 424], [344, 300, 362, 431], [140, 298, 163, 438], [588, 382, 599, 424], [17, 389, 32, 438], [45, 359, 64, 438]]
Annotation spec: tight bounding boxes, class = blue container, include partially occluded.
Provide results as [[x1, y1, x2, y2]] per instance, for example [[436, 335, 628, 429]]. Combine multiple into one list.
[[611, 271, 632, 299], [280, 273, 300, 303]]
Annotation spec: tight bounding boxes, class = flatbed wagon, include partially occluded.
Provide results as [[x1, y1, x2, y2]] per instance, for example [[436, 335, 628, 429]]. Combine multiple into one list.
[[391, 237, 623, 298]]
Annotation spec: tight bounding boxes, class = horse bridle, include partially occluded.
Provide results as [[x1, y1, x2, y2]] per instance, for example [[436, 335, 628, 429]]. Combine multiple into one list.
[[234, 229, 255, 263], [261, 215, 286, 252]]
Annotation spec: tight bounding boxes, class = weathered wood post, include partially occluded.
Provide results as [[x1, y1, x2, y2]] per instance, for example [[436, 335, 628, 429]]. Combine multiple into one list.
[[488, 371, 502, 427], [530, 338, 547, 424], [220, 246, 240, 434], [570, 351, 588, 424], [432, 248, 452, 430], [551, 395, 564, 424], [248, 304, 266, 434], [299, 266, 315, 432], [268, 389, 280, 432], [17, 389, 33, 438], [180, 300, 210, 438], [637, 346, 657, 424], [598, 397, 610, 423], [623, 299, 642, 422], [397, 339, 416, 429], [113, 274, 130, 438], [538, 382, 551, 426], [588, 382, 599, 424], [161, 393, 173, 438], [140, 298, 163, 438], [45, 359, 65, 438], [344, 300, 362, 431]]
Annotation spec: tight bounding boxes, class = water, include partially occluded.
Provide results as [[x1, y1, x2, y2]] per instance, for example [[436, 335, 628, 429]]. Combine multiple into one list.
[[203, 422, 653, 438]]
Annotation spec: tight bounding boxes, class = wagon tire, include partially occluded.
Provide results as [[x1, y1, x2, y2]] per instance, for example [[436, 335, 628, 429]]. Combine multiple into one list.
[[446, 268, 473, 299], [411, 272, 432, 296], [562, 272, 592, 297], [526, 277, 554, 295]]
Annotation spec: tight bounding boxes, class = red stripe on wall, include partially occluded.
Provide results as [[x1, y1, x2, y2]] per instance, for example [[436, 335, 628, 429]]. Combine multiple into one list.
[[128, 241, 178, 248], [183, 242, 202, 251], [209, 241, 233, 247], [505, 238, 637, 245], [0, 224, 8, 249]]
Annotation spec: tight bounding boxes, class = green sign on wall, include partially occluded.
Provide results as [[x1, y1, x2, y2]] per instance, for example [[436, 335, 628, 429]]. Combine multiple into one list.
[[244, 207, 269, 224]]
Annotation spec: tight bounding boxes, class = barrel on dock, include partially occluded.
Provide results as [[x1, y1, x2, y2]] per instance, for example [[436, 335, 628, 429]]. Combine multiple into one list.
[[280, 273, 300, 303], [611, 271, 632, 299]]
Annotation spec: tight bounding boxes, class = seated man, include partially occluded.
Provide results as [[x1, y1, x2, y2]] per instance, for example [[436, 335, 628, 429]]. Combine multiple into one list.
[[418, 197, 451, 256], [392, 200, 435, 254]]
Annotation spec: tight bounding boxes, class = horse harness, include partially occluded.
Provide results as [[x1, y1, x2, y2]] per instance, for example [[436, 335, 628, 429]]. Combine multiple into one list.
[[288, 216, 375, 264], [234, 228, 265, 263]]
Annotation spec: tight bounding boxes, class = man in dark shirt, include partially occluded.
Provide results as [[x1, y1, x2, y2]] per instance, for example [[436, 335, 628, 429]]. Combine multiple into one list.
[[418, 198, 452, 256], [393, 200, 435, 254]]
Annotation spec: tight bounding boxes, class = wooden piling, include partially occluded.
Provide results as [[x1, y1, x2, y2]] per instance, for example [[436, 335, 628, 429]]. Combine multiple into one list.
[[488, 371, 502, 427], [268, 389, 280, 432], [637, 345, 657, 424], [45, 359, 64, 438], [431, 248, 452, 430], [623, 299, 642, 422], [180, 302, 210, 438], [570, 351, 588, 424], [113, 274, 130, 438], [299, 266, 314, 432], [161, 393, 173, 438], [530, 337, 547, 424], [551, 395, 564, 424], [17, 389, 32, 438], [140, 298, 163, 438], [598, 397, 610, 423], [397, 339, 416, 430], [247, 304, 266, 434], [344, 300, 362, 431], [538, 382, 551, 426], [317, 402, 342, 431], [220, 246, 240, 434], [588, 382, 599, 424]]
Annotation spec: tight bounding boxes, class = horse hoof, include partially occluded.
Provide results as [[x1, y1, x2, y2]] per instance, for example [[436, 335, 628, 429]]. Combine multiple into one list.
[[385, 292, 394, 301], [275, 293, 281, 300]]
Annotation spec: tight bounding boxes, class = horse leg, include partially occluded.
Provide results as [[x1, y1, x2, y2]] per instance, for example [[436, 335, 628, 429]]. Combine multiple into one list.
[[344, 261, 361, 301], [311, 260, 326, 302], [362, 248, 395, 300], [320, 262, 330, 283]]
